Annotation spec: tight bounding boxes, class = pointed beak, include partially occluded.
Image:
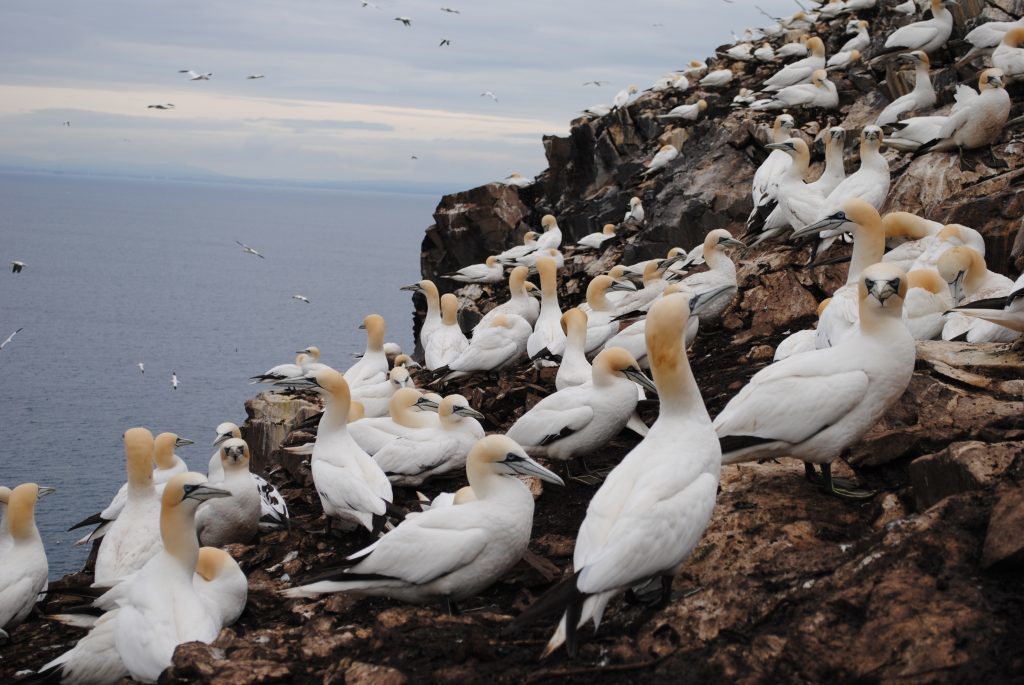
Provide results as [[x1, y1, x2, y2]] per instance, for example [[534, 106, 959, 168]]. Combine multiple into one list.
[[608, 281, 637, 293], [529, 347, 551, 361], [37, 487, 56, 498], [454, 405, 485, 419], [414, 396, 440, 412], [950, 271, 966, 303], [400, 284, 424, 293], [358, 323, 366, 329], [212, 433, 231, 447], [175, 437, 194, 448], [764, 142, 789, 150], [868, 279, 899, 305], [721, 237, 746, 248], [505, 453, 565, 486], [184, 484, 232, 502], [622, 367, 658, 395], [658, 254, 686, 270]]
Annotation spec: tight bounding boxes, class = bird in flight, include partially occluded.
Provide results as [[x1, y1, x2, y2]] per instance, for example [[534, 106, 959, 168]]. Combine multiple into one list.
[[582, 80, 608, 86], [246, 74, 265, 80], [292, 294, 312, 304], [480, 91, 498, 103], [179, 70, 212, 80], [171, 371, 179, 390], [10, 261, 25, 273], [440, 38, 451, 46], [0, 328, 22, 351], [440, 6, 460, 13], [411, 155, 419, 160], [62, 121, 71, 127], [147, 103, 175, 110], [137, 362, 145, 374], [236, 241, 265, 259], [361, 1, 381, 8], [395, 16, 412, 26]]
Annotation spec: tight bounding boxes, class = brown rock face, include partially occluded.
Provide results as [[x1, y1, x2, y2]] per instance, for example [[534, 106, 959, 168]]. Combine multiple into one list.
[[909, 441, 1020, 510], [983, 479, 1024, 569]]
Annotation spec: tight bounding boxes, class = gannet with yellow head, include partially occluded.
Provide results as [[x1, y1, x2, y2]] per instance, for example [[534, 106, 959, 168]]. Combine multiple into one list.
[[196, 438, 260, 546], [343, 314, 389, 389], [748, 114, 796, 227], [752, 68, 837, 109], [624, 196, 644, 223], [665, 229, 745, 322], [442, 255, 503, 284], [0, 483, 52, 637], [476, 265, 539, 329], [657, 99, 706, 123], [879, 211, 944, 271], [435, 312, 532, 382], [949, 272, 1024, 336], [250, 352, 309, 384], [353, 364, 416, 418], [526, 255, 567, 359], [496, 231, 539, 263], [876, 51, 936, 126], [937, 246, 1018, 342], [919, 69, 1011, 155], [762, 36, 825, 91], [535, 214, 563, 252], [421, 293, 468, 371], [282, 435, 562, 607], [612, 84, 638, 109], [992, 26, 1024, 77], [903, 269, 954, 339], [555, 308, 591, 390], [209, 421, 289, 531], [575, 223, 618, 251], [884, 0, 955, 53], [716, 263, 916, 498], [759, 137, 827, 231]]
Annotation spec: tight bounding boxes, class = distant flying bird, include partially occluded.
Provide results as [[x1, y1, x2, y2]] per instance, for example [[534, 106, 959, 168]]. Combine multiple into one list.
[[147, 103, 175, 110], [62, 121, 71, 127], [235, 241, 265, 259], [11, 261, 25, 273], [582, 80, 608, 86], [361, 1, 381, 8], [137, 362, 145, 374], [179, 69, 212, 80], [292, 294, 311, 304], [171, 371, 179, 390], [395, 16, 412, 26], [246, 74, 265, 80], [480, 91, 498, 102], [411, 155, 419, 160], [0, 328, 22, 351], [440, 38, 451, 46], [440, 6, 460, 13]]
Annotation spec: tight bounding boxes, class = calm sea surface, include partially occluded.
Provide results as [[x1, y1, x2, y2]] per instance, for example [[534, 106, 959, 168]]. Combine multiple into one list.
[[0, 172, 434, 576]]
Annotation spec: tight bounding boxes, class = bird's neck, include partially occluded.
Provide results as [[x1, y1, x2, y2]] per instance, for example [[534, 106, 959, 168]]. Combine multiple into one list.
[[7, 498, 39, 543], [424, 293, 440, 322], [858, 299, 907, 338], [588, 289, 612, 312], [848, 227, 886, 284], [160, 506, 201, 577], [913, 64, 934, 94], [651, 351, 708, 420], [825, 140, 845, 175], [565, 320, 587, 354]]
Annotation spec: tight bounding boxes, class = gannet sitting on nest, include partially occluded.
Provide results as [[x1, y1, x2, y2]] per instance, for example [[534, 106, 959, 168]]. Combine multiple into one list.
[[662, 229, 745, 322], [775, 34, 809, 59], [762, 37, 825, 91], [657, 100, 706, 123], [421, 293, 468, 371], [343, 314, 389, 389], [903, 269, 953, 340], [883, 0, 955, 54], [840, 20, 870, 54], [717, 263, 915, 498], [476, 265, 539, 329], [510, 292, 720, 657], [353, 365, 415, 418], [373, 394, 485, 486], [526, 256, 567, 359], [752, 69, 837, 110], [0, 483, 52, 639], [496, 231, 539, 263], [507, 347, 654, 466], [876, 52, 936, 126], [196, 438, 260, 546], [963, 17, 1024, 62], [348, 387, 439, 454], [435, 314, 532, 382], [443, 256, 503, 284], [575, 224, 618, 251], [914, 69, 1011, 168], [250, 353, 308, 384], [95, 429, 162, 583], [282, 435, 562, 610], [938, 247, 1019, 342], [209, 423, 289, 531], [908, 223, 986, 272], [949, 272, 1024, 336], [699, 69, 733, 87]]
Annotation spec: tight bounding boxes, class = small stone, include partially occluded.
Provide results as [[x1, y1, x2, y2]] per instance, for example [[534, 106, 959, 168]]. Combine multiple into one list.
[[345, 661, 408, 685], [748, 345, 774, 362]]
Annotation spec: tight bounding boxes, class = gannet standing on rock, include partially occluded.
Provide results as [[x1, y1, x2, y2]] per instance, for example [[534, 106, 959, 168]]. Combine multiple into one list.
[[716, 263, 916, 498], [915, 69, 1011, 166], [747, 114, 796, 233], [422, 293, 468, 371], [250, 353, 308, 384], [507, 347, 654, 466], [308, 368, 394, 533], [512, 292, 720, 657], [876, 52, 936, 126], [344, 314, 389, 389], [762, 37, 825, 91], [575, 224, 618, 251], [96, 429, 162, 583], [750, 69, 838, 111], [282, 435, 563, 609], [883, 0, 955, 54], [667, 229, 745, 322], [806, 126, 847, 198], [612, 85, 638, 109], [759, 138, 827, 232], [657, 100, 707, 123], [0, 484, 51, 639], [196, 438, 261, 547], [535, 215, 563, 252], [496, 231, 538, 263], [840, 20, 871, 54], [938, 247, 1018, 342], [526, 256, 567, 359], [442, 256, 503, 284], [208, 422, 289, 531], [401, 279, 441, 350], [583, 275, 636, 353], [642, 144, 680, 176], [556, 309, 592, 390], [434, 314, 532, 382], [624, 197, 645, 224], [477, 265, 539, 329]]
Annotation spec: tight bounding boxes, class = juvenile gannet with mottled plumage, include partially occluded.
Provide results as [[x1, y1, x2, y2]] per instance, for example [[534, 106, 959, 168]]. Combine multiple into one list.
[[496, 231, 539, 263], [575, 224, 618, 250], [343, 314, 389, 389], [373, 395, 485, 486], [513, 292, 720, 657], [916, 69, 1011, 157], [642, 144, 680, 176], [938, 247, 1018, 342], [95, 429, 162, 583], [507, 348, 654, 464], [792, 199, 887, 348], [476, 265, 539, 330], [716, 263, 916, 498], [196, 438, 260, 547], [883, 0, 955, 54], [876, 52, 936, 126], [0, 484, 50, 639], [353, 365, 415, 418], [903, 269, 954, 339], [208, 422, 289, 531], [308, 368, 394, 533], [762, 37, 825, 91], [282, 435, 562, 608], [442, 256, 503, 284], [950, 273, 1024, 335], [422, 293, 468, 371], [657, 100, 706, 123], [526, 256, 567, 359], [992, 27, 1024, 78], [624, 196, 645, 223], [436, 314, 532, 382]]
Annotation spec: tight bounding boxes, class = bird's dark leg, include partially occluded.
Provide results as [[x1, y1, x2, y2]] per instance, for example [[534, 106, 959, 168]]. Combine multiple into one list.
[[442, 597, 460, 616], [656, 575, 674, 609], [804, 462, 822, 484], [980, 146, 1008, 169], [958, 146, 979, 173], [819, 462, 876, 500]]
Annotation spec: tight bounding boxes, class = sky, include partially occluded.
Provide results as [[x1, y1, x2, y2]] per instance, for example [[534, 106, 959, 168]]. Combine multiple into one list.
[[0, 0, 796, 188]]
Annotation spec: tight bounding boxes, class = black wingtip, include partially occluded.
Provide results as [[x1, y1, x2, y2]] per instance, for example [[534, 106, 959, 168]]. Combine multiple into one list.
[[67, 512, 106, 531], [718, 434, 775, 454], [505, 570, 584, 635]]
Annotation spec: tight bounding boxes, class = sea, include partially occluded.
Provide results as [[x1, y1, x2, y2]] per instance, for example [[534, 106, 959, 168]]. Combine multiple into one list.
[[0, 171, 437, 576]]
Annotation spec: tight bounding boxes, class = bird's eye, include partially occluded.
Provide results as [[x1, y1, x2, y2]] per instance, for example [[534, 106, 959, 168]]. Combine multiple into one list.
[[503, 452, 525, 463], [864, 278, 875, 290], [183, 483, 199, 494], [832, 211, 847, 221], [888, 278, 901, 292]]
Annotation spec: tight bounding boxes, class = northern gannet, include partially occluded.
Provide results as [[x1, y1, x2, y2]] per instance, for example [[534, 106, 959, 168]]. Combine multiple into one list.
[[762, 37, 825, 91], [555, 308, 592, 390], [296, 345, 331, 375], [880, 211, 944, 271], [582, 276, 635, 353], [949, 273, 1024, 335], [443, 256, 503, 284], [699, 68, 734, 87], [421, 293, 468, 371], [883, 0, 955, 54], [507, 347, 654, 463], [875, 51, 936, 126], [436, 314, 532, 382], [282, 435, 562, 608], [825, 49, 861, 72], [194, 547, 247, 626], [179, 69, 212, 80], [818, 0, 846, 19], [514, 292, 719, 656], [496, 231, 539, 263], [0, 328, 21, 352], [811, 126, 889, 237], [612, 85, 638, 109], [666, 229, 745, 322], [136, 362, 144, 374], [353, 365, 415, 418], [903, 269, 954, 339], [792, 199, 887, 348], [894, 0, 918, 13], [235, 240, 263, 258], [171, 371, 178, 390], [938, 247, 1018, 342], [307, 368, 394, 533], [760, 137, 827, 231], [721, 43, 753, 61], [754, 43, 775, 61], [908, 223, 987, 271], [373, 394, 485, 486], [624, 196, 645, 223], [806, 126, 847, 198], [0, 484, 50, 638], [535, 214, 563, 252], [348, 387, 438, 455], [581, 104, 612, 118], [610, 260, 668, 315], [642, 145, 680, 176], [504, 172, 533, 188], [657, 99, 707, 123], [963, 17, 1024, 59], [776, 35, 809, 59], [246, 74, 264, 79], [840, 20, 870, 53], [750, 69, 838, 110], [95, 429, 162, 583], [196, 438, 260, 546], [716, 263, 916, 498], [526, 256, 567, 359], [992, 27, 1024, 78], [575, 224, 618, 251], [146, 103, 175, 110], [883, 115, 946, 152], [682, 59, 708, 78], [11, 260, 25, 273], [395, 16, 412, 26], [916, 69, 1011, 159], [344, 314, 389, 389], [842, 0, 877, 10], [476, 265, 539, 329], [401, 279, 441, 349], [207, 422, 289, 532], [292, 294, 311, 304], [250, 353, 308, 384], [517, 247, 565, 272], [748, 114, 796, 230]]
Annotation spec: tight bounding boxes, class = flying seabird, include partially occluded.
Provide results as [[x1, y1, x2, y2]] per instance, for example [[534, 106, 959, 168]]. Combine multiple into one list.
[[246, 74, 265, 79], [395, 16, 412, 26], [10, 260, 24, 273], [439, 39, 451, 46], [178, 70, 212, 80], [235, 240, 265, 258], [171, 371, 178, 390], [440, 6, 460, 13], [480, 91, 498, 102], [292, 294, 311, 304], [582, 80, 608, 86], [147, 103, 175, 110], [0, 328, 22, 351], [136, 362, 144, 374]]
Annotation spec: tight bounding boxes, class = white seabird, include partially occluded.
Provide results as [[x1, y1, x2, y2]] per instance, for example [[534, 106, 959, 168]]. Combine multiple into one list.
[[806, 126, 847, 198], [992, 27, 1024, 78], [526, 255, 567, 359], [208, 421, 289, 531], [442, 255, 503, 284], [352, 365, 415, 418], [624, 196, 645, 224], [883, 0, 955, 54], [250, 352, 308, 384], [513, 291, 720, 657], [658, 99, 707, 124], [754, 43, 775, 62], [699, 68, 734, 87], [171, 371, 178, 390], [179, 69, 212, 80], [775, 35, 809, 59], [825, 49, 861, 71], [292, 294, 311, 304], [534, 214, 563, 252], [937, 247, 1018, 342], [582, 275, 636, 353], [840, 20, 870, 54], [401, 279, 441, 351], [435, 314, 532, 382], [664, 229, 745, 322], [758, 137, 827, 232], [196, 438, 261, 547], [716, 263, 916, 498], [908, 223, 987, 272], [575, 224, 618, 251], [642, 144, 680, 176], [773, 298, 831, 361], [949, 273, 1024, 336], [504, 172, 534, 188], [612, 85, 638, 109], [880, 211, 944, 271], [875, 51, 936, 126], [476, 265, 539, 329], [0, 484, 51, 639], [903, 269, 954, 340], [762, 37, 825, 91], [555, 308, 592, 390], [11, 260, 25, 273], [496, 231, 539, 263], [747, 114, 796, 232], [344, 314, 390, 389], [750, 68, 838, 110], [916, 69, 1011, 159], [282, 435, 562, 609]]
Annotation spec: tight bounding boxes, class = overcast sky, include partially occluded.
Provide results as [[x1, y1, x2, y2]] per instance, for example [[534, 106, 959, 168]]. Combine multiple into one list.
[[1, 0, 795, 187]]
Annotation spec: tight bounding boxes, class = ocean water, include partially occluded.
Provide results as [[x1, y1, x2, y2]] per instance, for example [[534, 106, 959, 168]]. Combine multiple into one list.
[[0, 172, 433, 576]]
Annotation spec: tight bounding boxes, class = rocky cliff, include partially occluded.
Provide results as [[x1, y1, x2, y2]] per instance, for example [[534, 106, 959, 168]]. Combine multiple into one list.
[[4, 1, 1024, 683]]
